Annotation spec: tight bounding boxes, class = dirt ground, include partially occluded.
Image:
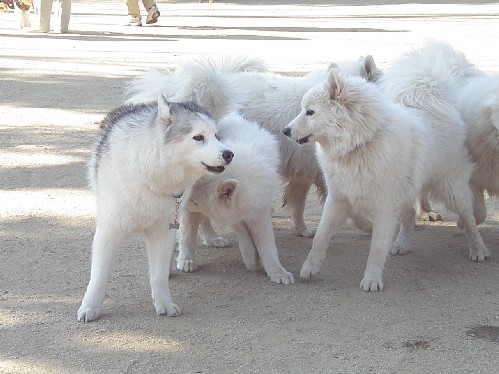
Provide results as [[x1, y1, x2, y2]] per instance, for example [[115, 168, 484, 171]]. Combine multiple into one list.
[[1, 1, 498, 373]]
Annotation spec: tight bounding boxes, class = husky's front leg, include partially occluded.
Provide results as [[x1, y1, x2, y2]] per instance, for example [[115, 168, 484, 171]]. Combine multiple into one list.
[[300, 196, 350, 279], [77, 225, 124, 322], [145, 221, 181, 317], [246, 211, 294, 285], [360, 210, 399, 292], [177, 211, 202, 272]]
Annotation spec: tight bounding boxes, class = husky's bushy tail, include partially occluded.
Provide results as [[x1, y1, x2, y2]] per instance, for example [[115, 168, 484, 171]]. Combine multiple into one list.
[[380, 40, 477, 120], [125, 55, 266, 120]]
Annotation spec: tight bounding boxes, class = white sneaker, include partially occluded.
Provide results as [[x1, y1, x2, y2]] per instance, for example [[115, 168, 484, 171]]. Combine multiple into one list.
[[127, 16, 142, 26], [146, 5, 160, 24]]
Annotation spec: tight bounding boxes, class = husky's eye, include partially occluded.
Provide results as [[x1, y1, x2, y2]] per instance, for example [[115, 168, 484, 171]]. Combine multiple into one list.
[[193, 134, 204, 142], [306, 109, 315, 116]]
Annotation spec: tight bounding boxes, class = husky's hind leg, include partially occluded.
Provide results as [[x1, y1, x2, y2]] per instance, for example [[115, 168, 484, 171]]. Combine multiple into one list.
[[390, 203, 416, 256], [77, 224, 125, 322], [283, 179, 314, 237], [145, 221, 181, 317]]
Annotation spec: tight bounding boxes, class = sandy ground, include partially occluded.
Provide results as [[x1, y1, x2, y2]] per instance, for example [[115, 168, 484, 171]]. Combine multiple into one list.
[[1, 1, 498, 373]]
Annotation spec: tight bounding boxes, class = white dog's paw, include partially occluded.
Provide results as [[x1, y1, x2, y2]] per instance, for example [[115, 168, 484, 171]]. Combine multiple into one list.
[[360, 277, 384, 292], [295, 227, 316, 238], [300, 257, 323, 279], [203, 236, 230, 248], [177, 257, 198, 272], [77, 305, 101, 323], [469, 246, 490, 262], [269, 270, 295, 285], [390, 242, 409, 256], [154, 301, 182, 317]]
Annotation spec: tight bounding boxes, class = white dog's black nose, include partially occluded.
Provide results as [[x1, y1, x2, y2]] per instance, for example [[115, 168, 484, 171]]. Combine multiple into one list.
[[283, 127, 291, 137], [222, 149, 234, 164]]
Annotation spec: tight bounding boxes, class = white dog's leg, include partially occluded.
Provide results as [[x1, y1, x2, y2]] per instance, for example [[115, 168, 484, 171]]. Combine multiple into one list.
[[470, 182, 487, 225], [300, 196, 350, 279], [232, 222, 259, 271], [199, 215, 230, 248], [77, 225, 124, 322], [283, 179, 315, 238], [390, 204, 416, 255], [177, 211, 202, 272], [360, 210, 399, 292], [444, 182, 490, 262], [245, 212, 294, 285], [144, 221, 181, 317]]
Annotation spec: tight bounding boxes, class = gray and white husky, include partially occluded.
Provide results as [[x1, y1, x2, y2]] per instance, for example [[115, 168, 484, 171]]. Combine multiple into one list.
[[177, 113, 294, 285], [77, 97, 234, 322]]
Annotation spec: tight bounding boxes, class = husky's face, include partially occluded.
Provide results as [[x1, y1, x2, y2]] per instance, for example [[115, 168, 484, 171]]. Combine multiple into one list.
[[158, 97, 234, 174], [283, 69, 381, 157]]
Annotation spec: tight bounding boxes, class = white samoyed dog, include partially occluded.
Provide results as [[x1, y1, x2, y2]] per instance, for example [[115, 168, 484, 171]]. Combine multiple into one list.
[[283, 68, 489, 292], [177, 113, 294, 285], [381, 40, 498, 225], [77, 97, 234, 322], [457, 74, 499, 223], [126, 55, 381, 237]]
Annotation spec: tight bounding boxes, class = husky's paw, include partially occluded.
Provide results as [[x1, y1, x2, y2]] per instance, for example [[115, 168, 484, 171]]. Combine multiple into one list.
[[360, 277, 384, 292], [203, 236, 230, 248], [154, 301, 182, 317], [420, 211, 442, 222], [300, 257, 323, 279], [77, 305, 101, 323], [269, 270, 295, 285], [177, 258, 198, 272], [469, 246, 490, 262]]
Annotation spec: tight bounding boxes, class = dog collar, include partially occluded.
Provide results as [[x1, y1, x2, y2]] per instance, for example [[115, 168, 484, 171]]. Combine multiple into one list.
[[169, 192, 183, 230]]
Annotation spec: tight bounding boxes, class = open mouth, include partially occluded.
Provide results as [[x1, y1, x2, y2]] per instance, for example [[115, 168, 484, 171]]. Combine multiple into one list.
[[297, 134, 312, 145], [203, 163, 225, 174]]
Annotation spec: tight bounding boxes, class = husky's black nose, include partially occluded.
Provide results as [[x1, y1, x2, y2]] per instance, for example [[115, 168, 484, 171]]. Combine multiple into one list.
[[283, 127, 291, 137], [222, 150, 234, 164]]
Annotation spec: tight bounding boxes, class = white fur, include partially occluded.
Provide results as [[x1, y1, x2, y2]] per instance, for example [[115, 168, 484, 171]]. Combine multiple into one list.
[[126, 55, 380, 237], [284, 68, 489, 292], [77, 98, 233, 322], [177, 114, 294, 284], [457, 75, 499, 223]]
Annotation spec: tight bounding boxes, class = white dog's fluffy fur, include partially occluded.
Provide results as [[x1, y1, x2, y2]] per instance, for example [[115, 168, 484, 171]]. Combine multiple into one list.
[[177, 113, 294, 284], [77, 98, 234, 322], [126, 55, 381, 237], [284, 66, 489, 291]]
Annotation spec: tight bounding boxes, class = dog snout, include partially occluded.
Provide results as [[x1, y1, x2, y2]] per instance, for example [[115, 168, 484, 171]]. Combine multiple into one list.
[[222, 149, 234, 164], [283, 127, 291, 137]]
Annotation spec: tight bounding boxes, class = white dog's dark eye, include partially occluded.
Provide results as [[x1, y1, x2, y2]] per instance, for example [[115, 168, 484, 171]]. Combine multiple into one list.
[[193, 134, 204, 142], [215, 134, 220, 141], [306, 109, 315, 116]]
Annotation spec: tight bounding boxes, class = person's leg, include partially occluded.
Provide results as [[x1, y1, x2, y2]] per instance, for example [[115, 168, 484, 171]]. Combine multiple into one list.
[[126, 0, 142, 25], [57, 0, 71, 32], [38, 0, 52, 32], [142, 0, 159, 24]]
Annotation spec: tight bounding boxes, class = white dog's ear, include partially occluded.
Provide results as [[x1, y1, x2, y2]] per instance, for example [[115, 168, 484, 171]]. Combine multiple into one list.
[[190, 89, 201, 106], [362, 55, 380, 82], [157, 94, 173, 127], [217, 179, 239, 200], [327, 62, 339, 72], [327, 68, 343, 101]]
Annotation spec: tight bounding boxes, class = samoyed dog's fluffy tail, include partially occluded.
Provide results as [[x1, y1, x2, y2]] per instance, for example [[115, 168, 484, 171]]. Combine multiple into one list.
[[125, 55, 266, 120], [380, 41, 474, 119]]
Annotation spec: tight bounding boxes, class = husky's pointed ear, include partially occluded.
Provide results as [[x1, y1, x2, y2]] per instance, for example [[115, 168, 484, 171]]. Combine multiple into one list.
[[362, 55, 379, 82], [157, 94, 173, 127], [218, 179, 239, 199], [326, 68, 343, 101]]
